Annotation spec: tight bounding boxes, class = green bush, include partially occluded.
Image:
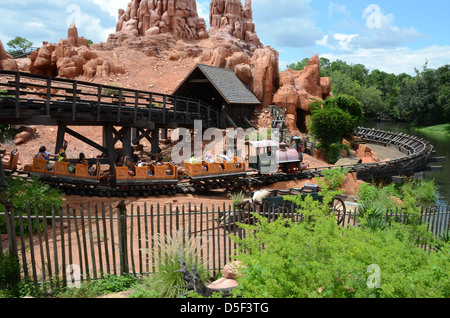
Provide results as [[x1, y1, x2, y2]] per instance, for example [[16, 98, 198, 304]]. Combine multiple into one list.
[[56, 274, 140, 298], [309, 106, 355, 146], [230, 192, 449, 298], [319, 168, 349, 191], [323, 94, 364, 127], [0, 176, 64, 235], [0, 252, 20, 291]]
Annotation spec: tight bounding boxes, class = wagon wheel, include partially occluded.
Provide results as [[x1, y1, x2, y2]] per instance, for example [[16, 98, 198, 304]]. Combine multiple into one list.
[[330, 197, 346, 225], [331, 197, 346, 214]]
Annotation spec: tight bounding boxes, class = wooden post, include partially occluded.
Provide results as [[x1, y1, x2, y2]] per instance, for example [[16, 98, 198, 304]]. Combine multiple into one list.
[[0, 160, 5, 187], [72, 81, 77, 121], [15, 72, 20, 118], [151, 128, 160, 154], [122, 127, 132, 159], [104, 124, 117, 178], [55, 123, 66, 154], [117, 200, 129, 275], [46, 78, 51, 116]]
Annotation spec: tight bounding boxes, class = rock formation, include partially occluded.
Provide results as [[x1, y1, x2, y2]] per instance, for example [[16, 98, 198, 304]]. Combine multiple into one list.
[[113, 0, 208, 42], [0, 39, 18, 71], [209, 0, 262, 52], [272, 55, 332, 134], [29, 24, 125, 79]]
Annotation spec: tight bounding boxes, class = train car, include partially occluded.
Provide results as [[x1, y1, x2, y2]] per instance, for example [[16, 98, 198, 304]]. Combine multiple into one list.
[[248, 140, 306, 174], [184, 155, 245, 180], [31, 158, 101, 186], [114, 162, 179, 189], [2, 149, 19, 171]]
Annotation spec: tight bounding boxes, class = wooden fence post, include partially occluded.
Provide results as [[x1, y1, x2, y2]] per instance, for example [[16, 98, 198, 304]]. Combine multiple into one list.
[[117, 200, 129, 275], [2, 201, 18, 260]]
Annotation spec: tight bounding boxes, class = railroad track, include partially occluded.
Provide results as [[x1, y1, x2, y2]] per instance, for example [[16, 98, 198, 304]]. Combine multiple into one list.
[[2, 127, 441, 198]]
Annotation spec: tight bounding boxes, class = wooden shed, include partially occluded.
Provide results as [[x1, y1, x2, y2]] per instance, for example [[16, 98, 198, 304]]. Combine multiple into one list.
[[173, 63, 261, 128]]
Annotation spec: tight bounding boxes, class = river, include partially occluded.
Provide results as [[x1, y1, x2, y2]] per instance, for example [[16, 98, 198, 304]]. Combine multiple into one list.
[[364, 121, 449, 206]]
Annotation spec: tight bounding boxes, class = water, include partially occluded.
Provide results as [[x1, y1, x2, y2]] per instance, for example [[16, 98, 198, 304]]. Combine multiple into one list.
[[364, 121, 449, 206]]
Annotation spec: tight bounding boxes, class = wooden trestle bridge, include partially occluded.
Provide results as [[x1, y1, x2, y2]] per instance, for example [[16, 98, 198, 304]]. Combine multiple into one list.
[[0, 70, 446, 193], [0, 70, 219, 179]]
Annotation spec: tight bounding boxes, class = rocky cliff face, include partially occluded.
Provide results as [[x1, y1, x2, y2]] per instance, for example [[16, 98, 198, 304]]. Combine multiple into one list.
[[112, 0, 208, 43], [28, 24, 125, 79], [209, 0, 262, 52], [15, 0, 331, 134], [273, 55, 332, 134], [0, 39, 18, 71]]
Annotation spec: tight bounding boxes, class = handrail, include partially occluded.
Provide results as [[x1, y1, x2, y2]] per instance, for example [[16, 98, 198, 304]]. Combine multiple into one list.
[[303, 127, 435, 179], [0, 70, 219, 128]]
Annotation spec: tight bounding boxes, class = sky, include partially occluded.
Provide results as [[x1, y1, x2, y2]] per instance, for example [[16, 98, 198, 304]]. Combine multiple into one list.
[[0, 0, 449, 75]]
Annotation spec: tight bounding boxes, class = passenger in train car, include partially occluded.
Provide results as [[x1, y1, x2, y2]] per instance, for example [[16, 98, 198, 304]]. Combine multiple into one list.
[[78, 153, 89, 166], [57, 150, 75, 173], [36, 146, 51, 161], [205, 154, 214, 163], [123, 156, 135, 177], [78, 152, 97, 176]]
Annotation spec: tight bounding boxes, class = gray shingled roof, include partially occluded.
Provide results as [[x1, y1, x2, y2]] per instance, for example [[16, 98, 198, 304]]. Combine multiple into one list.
[[196, 64, 261, 105]]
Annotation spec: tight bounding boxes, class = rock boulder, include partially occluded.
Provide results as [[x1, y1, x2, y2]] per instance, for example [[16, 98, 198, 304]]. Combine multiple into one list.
[[272, 55, 332, 134], [0, 39, 18, 71]]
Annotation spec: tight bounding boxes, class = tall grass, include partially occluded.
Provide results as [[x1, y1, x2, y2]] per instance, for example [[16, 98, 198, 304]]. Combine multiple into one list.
[[136, 229, 209, 298]]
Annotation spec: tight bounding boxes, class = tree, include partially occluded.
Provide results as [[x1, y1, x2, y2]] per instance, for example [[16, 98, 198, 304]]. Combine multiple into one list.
[[323, 94, 364, 127], [309, 106, 354, 146], [308, 95, 364, 163], [6, 36, 33, 56]]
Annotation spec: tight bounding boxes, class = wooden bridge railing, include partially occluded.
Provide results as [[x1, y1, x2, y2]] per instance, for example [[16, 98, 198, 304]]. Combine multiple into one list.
[[0, 70, 219, 128], [301, 127, 436, 180]]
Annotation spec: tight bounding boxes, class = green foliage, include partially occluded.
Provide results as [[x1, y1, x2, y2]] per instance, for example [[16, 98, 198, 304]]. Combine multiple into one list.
[[308, 95, 363, 163], [6, 36, 33, 56], [309, 105, 354, 146], [0, 252, 20, 292], [414, 123, 450, 136], [0, 176, 64, 235], [357, 179, 438, 209], [57, 274, 140, 298], [138, 229, 210, 298], [318, 167, 349, 191], [230, 191, 245, 205], [0, 124, 20, 143], [230, 191, 449, 298], [128, 286, 161, 298], [291, 57, 450, 124]]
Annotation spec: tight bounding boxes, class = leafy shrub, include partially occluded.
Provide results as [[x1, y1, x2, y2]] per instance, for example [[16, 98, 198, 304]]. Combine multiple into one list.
[[0, 176, 64, 235], [318, 167, 349, 191], [323, 142, 350, 164], [57, 274, 140, 298], [230, 192, 449, 298], [323, 94, 364, 127], [0, 252, 20, 291], [309, 106, 355, 146]]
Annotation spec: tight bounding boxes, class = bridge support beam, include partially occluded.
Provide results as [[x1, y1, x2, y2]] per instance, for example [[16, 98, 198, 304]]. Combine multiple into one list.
[[151, 128, 160, 154], [55, 123, 66, 154], [0, 160, 5, 187]]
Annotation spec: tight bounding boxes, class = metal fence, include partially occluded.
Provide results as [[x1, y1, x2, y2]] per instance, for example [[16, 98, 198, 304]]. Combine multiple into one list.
[[1, 200, 449, 287]]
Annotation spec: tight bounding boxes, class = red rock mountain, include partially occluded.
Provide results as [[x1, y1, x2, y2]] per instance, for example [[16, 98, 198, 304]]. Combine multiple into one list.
[[0, 0, 332, 134]]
